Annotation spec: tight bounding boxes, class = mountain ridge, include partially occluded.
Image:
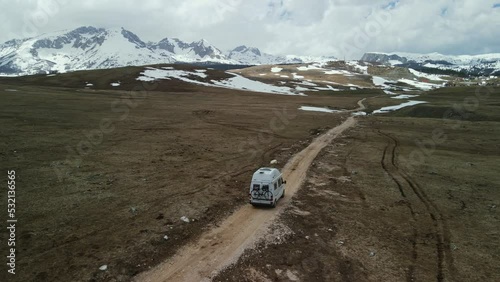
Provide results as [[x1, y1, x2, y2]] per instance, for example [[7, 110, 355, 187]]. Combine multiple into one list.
[[2, 26, 499, 76], [361, 52, 500, 76], [0, 26, 335, 75]]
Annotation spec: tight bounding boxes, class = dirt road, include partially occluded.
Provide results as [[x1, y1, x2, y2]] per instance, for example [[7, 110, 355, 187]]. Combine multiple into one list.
[[352, 98, 367, 112], [135, 116, 357, 282]]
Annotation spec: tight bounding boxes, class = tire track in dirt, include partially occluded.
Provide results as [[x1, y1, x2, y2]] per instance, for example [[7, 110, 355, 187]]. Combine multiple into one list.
[[378, 131, 419, 282], [381, 132, 457, 281], [134, 116, 357, 282], [378, 131, 455, 282]]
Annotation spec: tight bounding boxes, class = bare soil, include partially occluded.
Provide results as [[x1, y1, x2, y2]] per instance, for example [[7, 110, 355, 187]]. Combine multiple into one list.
[[0, 66, 384, 282], [215, 86, 500, 282], [134, 116, 357, 282], [1, 66, 498, 282]]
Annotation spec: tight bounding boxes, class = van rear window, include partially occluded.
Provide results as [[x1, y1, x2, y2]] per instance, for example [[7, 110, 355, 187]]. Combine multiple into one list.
[[252, 184, 260, 190], [262, 185, 269, 191]]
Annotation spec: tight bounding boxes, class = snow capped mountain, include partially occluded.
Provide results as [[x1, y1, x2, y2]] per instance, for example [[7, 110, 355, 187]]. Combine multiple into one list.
[[227, 45, 337, 65], [227, 45, 278, 65], [0, 26, 337, 76], [0, 26, 174, 75], [148, 38, 229, 63], [361, 52, 500, 76]]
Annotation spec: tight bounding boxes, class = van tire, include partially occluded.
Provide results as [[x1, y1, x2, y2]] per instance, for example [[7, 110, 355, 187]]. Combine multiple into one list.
[[281, 189, 285, 198]]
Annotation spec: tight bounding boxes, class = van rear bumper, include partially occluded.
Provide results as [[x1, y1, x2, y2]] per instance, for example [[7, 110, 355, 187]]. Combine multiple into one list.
[[250, 199, 274, 206]]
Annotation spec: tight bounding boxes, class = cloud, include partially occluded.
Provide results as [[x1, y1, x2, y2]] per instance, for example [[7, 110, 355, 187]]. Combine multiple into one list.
[[0, 0, 499, 59]]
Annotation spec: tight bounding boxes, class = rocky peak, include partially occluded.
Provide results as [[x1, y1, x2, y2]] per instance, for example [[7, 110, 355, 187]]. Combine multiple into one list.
[[231, 45, 262, 56], [189, 39, 223, 58], [120, 28, 146, 48]]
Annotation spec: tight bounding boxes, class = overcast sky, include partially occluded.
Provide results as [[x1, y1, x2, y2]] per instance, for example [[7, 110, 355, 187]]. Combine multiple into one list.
[[1, 0, 499, 59]]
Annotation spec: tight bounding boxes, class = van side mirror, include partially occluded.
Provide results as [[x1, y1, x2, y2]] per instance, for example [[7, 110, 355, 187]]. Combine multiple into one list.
[[283, 180, 287, 184]]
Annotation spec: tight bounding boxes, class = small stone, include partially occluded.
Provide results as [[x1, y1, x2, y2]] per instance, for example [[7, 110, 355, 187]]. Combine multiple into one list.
[[99, 265, 108, 271], [163, 235, 169, 240], [129, 207, 138, 215], [180, 216, 190, 223], [369, 251, 376, 257]]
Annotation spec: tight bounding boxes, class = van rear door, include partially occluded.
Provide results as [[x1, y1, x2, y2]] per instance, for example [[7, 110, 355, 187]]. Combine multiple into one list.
[[251, 183, 273, 201]]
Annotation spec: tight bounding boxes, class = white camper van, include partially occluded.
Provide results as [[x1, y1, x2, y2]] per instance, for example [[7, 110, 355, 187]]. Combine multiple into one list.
[[249, 167, 286, 207]]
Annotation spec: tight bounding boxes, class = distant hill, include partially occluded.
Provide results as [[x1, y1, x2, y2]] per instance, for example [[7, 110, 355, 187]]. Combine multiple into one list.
[[361, 52, 500, 77]]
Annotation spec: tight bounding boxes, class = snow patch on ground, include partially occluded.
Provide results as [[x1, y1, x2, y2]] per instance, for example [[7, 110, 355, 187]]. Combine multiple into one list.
[[110, 82, 121, 87], [389, 60, 403, 65], [137, 68, 303, 95], [408, 68, 445, 81], [372, 76, 391, 87], [271, 67, 283, 73], [292, 73, 304, 79], [5, 89, 18, 92], [399, 78, 439, 90], [373, 101, 427, 114], [346, 61, 369, 74], [137, 68, 208, 83], [314, 85, 341, 91], [213, 72, 302, 95], [85, 83, 93, 87], [294, 86, 311, 91], [352, 111, 367, 116], [297, 64, 323, 71], [299, 106, 340, 113], [324, 69, 355, 76], [391, 94, 418, 99]]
